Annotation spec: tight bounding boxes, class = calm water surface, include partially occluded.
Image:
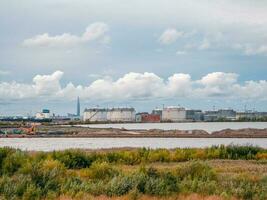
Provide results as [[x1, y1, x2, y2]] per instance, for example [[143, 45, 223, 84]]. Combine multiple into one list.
[[79, 122, 267, 133], [1, 138, 267, 151]]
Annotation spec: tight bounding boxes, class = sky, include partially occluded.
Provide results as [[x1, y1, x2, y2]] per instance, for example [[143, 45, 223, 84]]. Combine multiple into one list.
[[0, 0, 267, 116]]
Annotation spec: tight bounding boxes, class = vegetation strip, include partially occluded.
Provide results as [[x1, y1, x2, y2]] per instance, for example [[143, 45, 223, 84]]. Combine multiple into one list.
[[0, 145, 267, 199]]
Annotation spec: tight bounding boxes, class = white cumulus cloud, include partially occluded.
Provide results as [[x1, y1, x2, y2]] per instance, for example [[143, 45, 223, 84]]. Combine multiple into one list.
[[23, 22, 109, 47], [0, 71, 266, 101]]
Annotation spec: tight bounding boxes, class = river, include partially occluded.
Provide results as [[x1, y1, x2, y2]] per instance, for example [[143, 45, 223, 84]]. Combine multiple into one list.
[[1, 122, 267, 151], [1, 138, 267, 151]]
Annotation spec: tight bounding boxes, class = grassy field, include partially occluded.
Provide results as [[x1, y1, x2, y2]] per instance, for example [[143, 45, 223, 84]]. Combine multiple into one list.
[[0, 145, 267, 200]]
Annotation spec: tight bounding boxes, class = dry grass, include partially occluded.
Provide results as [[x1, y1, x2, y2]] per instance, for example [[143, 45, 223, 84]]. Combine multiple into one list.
[[57, 194, 238, 200], [109, 159, 267, 176], [67, 159, 267, 183]]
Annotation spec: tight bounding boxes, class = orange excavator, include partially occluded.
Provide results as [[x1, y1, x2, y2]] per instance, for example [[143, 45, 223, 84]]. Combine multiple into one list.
[[20, 124, 36, 135], [20, 122, 41, 135]]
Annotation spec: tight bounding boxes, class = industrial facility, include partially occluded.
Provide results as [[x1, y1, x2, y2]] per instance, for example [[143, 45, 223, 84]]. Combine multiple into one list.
[[82, 105, 267, 123], [35, 109, 51, 120], [1, 96, 267, 123], [136, 112, 161, 123], [162, 107, 186, 122], [83, 108, 136, 122], [83, 108, 108, 122]]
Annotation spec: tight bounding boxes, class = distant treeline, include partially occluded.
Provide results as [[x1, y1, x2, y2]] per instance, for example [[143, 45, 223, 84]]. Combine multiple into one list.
[[0, 145, 267, 199]]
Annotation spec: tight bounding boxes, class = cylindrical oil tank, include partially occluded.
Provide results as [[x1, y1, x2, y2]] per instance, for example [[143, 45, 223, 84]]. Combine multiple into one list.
[[162, 107, 186, 122], [107, 108, 135, 122]]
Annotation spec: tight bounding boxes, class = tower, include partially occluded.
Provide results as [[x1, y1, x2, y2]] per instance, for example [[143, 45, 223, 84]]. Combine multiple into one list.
[[77, 96, 80, 116]]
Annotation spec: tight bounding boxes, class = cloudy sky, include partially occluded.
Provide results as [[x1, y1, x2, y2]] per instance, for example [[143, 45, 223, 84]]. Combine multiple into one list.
[[1, 0, 267, 115]]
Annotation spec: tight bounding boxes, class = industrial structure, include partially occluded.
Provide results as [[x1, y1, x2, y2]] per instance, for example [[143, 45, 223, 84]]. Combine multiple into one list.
[[83, 107, 136, 122], [35, 109, 51, 120], [185, 110, 203, 121], [162, 107, 186, 122], [107, 108, 136, 122], [2, 102, 267, 123], [203, 109, 236, 121], [67, 97, 81, 120], [83, 108, 108, 122], [83, 106, 267, 123], [77, 96, 80, 117], [152, 109, 163, 120], [236, 111, 267, 120], [136, 112, 161, 123]]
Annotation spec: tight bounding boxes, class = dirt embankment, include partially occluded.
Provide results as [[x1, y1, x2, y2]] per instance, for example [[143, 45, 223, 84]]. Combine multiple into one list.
[[2, 125, 267, 138]]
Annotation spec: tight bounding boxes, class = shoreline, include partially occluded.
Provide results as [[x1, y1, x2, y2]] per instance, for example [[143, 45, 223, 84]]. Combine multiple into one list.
[[1, 126, 267, 138]]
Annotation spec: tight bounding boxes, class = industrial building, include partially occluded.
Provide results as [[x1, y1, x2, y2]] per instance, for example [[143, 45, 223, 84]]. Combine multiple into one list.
[[135, 112, 161, 123], [83, 108, 108, 122], [81, 105, 267, 123], [203, 109, 236, 121], [152, 109, 163, 120], [35, 109, 51, 120], [185, 110, 203, 121], [236, 111, 267, 120], [107, 108, 136, 122], [162, 107, 186, 122], [83, 107, 136, 122]]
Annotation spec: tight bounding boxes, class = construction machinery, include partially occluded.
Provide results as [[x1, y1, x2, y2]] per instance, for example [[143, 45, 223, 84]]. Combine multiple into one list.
[[0, 123, 38, 135]]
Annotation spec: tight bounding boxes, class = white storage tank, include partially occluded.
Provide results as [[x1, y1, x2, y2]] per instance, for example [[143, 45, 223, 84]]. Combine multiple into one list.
[[107, 108, 136, 122], [162, 107, 186, 122], [35, 109, 51, 119], [83, 108, 108, 122]]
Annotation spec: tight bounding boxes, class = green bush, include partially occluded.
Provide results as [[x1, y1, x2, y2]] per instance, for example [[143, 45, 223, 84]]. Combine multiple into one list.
[[84, 180, 106, 196], [86, 161, 119, 180], [2, 151, 27, 175], [176, 161, 216, 181], [224, 145, 262, 160], [148, 149, 171, 162], [61, 176, 83, 197], [106, 175, 134, 196], [0, 148, 17, 175], [52, 150, 94, 169], [22, 159, 65, 197]]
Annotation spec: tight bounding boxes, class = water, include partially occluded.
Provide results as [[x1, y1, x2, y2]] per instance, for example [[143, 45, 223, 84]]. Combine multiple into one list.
[[1, 138, 267, 151], [78, 122, 267, 133]]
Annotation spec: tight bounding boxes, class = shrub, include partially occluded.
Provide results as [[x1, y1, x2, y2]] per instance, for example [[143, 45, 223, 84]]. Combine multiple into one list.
[[132, 167, 178, 195], [173, 149, 189, 162], [22, 159, 66, 197], [84, 180, 106, 196], [106, 175, 134, 196], [0, 147, 16, 175], [0, 176, 16, 199], [143, 175, 178, 196], [2, 151, 27, 175], [225, 145, 262, 160], [61, 176, 83, 196], [52, 150, 94, 169], [256, 152, 267, 160], [176, 161, 216, 181], [22, 184, 41, 200], [84, 162, 119, 180], [120, 151, 141, 165], [148, 149, 171, 162]]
